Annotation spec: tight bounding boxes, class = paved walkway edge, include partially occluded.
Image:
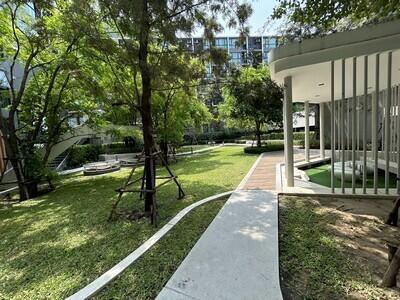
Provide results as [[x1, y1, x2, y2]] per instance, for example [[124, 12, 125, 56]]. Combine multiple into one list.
[[65, 191, 233, 300], [237, 153, 264, 190], [157, 152, 283, 300]]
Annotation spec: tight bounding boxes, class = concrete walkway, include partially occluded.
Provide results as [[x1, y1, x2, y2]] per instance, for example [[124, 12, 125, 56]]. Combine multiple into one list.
[[156, 152, 285, 300]]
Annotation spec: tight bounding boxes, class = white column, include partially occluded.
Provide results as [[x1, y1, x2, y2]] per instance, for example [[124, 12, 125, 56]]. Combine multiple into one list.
[[362, 56, 368, 194], [373, 53, 380, 194], [320, 103, 325, 159], [305, 101, 310, 162], [397, 86, 400, 194], [352, 57, 357, 194], [330, 61, 335, 193], [341, 59, 346, 194], [284, 76, 294, 187], [385, 52, 392, 194]]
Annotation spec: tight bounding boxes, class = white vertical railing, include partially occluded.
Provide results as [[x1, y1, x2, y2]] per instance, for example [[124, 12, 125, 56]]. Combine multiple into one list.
[[305, 101, 310, 162], [385, 52, 392, 194], [373, 54, 380, 194], [351, 57, 357, 194], [320, 103, 325, 159], [397, 85, 400, 194], [341, 59, 346, 194], [362, 56, 368, 194], [330, 61, 335, 193]]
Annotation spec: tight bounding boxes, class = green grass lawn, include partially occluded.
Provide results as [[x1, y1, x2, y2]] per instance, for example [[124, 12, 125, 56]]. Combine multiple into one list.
[[305, 164, 397, 188], [280, 197, 353, 299], [279, 196, 400, 299], [0, 147, 257, 300], [175, 144, 211, 153]]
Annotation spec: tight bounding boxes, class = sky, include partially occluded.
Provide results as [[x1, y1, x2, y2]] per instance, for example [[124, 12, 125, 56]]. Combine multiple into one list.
[[218, 0, 281, 36]]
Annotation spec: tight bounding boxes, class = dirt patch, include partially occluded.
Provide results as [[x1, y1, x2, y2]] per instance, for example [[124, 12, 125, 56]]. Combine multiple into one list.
[[279, 195, 400, 300]]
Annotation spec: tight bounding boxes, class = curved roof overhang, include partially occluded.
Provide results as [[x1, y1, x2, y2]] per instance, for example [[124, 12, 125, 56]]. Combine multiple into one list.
[[269, 20, 400, 103]]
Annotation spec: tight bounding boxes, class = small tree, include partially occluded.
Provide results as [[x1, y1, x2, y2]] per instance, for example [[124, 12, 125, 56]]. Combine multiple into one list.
[[220, 66, 283, 147], [153, 86, 211, 163]]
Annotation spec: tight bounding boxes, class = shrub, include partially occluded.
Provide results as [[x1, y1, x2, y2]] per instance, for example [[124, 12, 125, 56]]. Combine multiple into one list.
[[100, 141, 143, 154], [240, 131, 316, 141], [66, 139, 144, 168], [244, 140, 285, 154], [66, 144, 101, 168], [183, 130, 250, 145]]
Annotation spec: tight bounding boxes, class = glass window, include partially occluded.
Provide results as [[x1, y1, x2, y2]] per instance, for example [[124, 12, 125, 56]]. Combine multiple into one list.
[[229, 38, 238, 47], [215, 38, 228, 48], [229, 38, 246, 49]]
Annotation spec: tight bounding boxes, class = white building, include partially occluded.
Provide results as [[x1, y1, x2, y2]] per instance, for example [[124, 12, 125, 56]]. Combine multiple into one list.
[[270, 20, 400, 196]]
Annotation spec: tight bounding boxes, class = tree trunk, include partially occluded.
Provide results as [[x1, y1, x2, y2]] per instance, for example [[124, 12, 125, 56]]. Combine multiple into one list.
[[255, 120, 262, 148], [3, 130, 29, 200], [160, 141, 168, 165], [385, 198, 400, 261], [138, 0, 155, 214], [382, 247, 400, 287]]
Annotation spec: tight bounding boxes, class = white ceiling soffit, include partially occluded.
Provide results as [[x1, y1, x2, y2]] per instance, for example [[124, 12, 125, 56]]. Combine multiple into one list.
[[269, 20, 400, 103]]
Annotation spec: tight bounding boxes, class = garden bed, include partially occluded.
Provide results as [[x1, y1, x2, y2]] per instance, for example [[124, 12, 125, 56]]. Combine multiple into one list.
[[279, 195, 400, 299], [304, 163, 398, 188]]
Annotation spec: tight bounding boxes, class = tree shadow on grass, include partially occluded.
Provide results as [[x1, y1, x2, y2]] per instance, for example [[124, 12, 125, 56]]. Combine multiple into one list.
[[279, 196, 400, 300], [0, 174, 239, 299]]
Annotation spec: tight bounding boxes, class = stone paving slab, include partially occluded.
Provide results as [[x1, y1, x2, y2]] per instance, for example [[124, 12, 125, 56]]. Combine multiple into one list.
[[156, 189, 282, 300]]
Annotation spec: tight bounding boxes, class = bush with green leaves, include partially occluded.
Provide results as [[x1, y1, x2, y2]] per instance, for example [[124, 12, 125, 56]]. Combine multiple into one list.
[[66, 144, 102, 168], [66, 139, 144, 168], [243, 141, 285, 154]]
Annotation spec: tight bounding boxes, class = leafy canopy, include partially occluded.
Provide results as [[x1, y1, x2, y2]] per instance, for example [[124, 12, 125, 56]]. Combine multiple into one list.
[[220, 66, 283, 130], [273, 0, 400, 37]]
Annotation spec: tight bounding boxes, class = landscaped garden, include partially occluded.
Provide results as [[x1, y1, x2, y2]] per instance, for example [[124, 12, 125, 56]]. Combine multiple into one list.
[[0, 147, 257, 299], [279, 195, 400, 299], [305, 164, 398, 188]]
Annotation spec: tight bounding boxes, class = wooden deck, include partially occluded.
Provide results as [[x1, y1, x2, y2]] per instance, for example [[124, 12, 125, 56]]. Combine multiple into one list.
[[242, 152, 304, 190]]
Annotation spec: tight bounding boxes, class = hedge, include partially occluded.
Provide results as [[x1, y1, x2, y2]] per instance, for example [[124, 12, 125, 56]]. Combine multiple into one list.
[[241, 131, 316, 141], [243, 140, 285, 154], [183, 130, 251, 145], [66, 141, 143, 168], [66, 144, 102, 168]]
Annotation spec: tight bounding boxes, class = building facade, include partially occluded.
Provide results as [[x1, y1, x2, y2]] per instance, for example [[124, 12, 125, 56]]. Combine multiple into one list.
[[269, 20, 400, 196], [180, 36, 281, 76], [180, 36, 281, 133]]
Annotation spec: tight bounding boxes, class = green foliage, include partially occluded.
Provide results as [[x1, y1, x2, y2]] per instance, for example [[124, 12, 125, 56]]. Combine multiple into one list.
[[66, 144, 102, 168], [100, 142, 143, 155], [66, 140, 144, 168], [0, 147, 257, 299], [219, 66, 283, 146], [0, 1, 105, 197], [24, 150, 58, 183], [152, 84, 212, 146], [243, 141, 285, 154], [243, 131, 316, 141], [105, 125, 143, 142], [183, 129, 249, 144], [273, 0, 400, 37]]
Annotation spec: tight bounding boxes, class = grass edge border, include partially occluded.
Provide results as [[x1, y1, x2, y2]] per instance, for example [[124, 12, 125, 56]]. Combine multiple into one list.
[[65, 190, 233, 300]]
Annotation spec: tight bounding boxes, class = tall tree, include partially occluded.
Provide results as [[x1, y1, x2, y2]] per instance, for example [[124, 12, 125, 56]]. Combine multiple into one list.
[[220, 66, 283, 147], [0, 1, 99, 199], [76, 0, 252, 216]]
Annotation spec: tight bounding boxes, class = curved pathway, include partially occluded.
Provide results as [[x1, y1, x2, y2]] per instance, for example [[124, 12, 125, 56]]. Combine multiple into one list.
[[156, 152, 286, 300]]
